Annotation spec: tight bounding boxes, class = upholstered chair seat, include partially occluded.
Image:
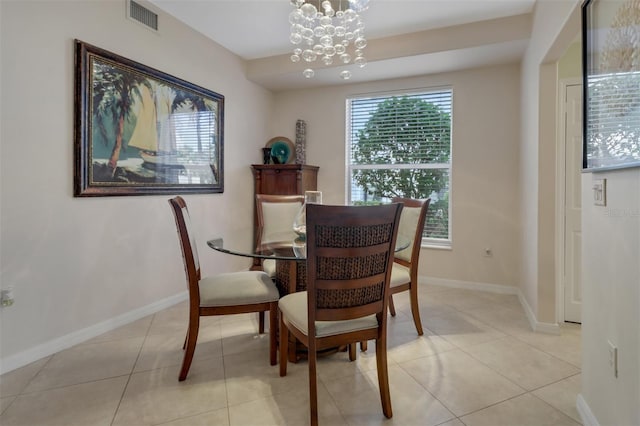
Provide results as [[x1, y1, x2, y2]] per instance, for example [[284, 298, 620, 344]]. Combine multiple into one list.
[[279, 292, 378, 337], [199, 271, 279, 307]]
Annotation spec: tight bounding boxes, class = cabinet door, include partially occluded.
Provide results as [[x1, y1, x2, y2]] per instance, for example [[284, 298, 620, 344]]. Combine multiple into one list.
[[259, 169, 300, 195]]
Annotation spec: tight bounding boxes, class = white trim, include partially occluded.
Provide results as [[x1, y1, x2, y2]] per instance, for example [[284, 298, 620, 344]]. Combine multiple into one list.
[[344, 96, 352, 204], [423, 276, 519, 294], [351, 163, 448, 170], [577, 394, 600, 426], [346, 85, 454, 100], [518, 292, 538, 331], [422, 276, 560, 334], [516, 286, 560, 334], [533, 321, 561, 335], [421, 243, 452, 251], [0, 291, 187, 375], [556, 78, 568, 324], [556, 77, 583, 324], [344, 88, 453, 244]]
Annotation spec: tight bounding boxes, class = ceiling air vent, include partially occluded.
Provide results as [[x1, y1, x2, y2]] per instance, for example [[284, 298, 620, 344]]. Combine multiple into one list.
[[127, 0, 158, 31]]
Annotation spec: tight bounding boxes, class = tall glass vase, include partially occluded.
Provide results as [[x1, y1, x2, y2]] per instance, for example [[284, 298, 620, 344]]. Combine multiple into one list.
[[293, 191, 322, 238]]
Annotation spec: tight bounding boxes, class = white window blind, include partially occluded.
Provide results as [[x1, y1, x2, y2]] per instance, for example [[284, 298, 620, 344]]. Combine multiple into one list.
[[585, 71, 640, 169], [170, 110, 217, 164], [347, 89, 452, 243]]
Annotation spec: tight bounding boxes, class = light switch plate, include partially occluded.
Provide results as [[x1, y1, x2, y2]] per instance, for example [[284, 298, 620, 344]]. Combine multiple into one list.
[[593, 178, 606, 206]]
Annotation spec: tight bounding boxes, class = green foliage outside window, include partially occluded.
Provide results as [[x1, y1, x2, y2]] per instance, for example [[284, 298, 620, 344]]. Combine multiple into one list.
[[349, 95, 451, 240]]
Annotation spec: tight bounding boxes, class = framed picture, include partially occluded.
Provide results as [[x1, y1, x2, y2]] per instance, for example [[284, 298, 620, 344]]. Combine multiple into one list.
[[582, 0, 640, 172], [74, 40, 224, 196]]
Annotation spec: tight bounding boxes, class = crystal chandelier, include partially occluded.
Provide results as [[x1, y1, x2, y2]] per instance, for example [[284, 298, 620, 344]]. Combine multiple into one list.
[[289, 0, 370, 80]]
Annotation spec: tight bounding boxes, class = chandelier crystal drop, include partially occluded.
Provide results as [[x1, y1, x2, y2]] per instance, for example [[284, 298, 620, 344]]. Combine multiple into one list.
[[289, 0, 369, 79]]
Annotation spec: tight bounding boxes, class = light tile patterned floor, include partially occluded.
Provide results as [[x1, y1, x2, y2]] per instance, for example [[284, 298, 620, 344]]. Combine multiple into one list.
[[0, 284, 582, 426]]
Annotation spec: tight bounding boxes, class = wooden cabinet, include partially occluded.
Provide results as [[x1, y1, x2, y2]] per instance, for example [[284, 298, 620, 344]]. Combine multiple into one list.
[[251, 164, 319, 196]]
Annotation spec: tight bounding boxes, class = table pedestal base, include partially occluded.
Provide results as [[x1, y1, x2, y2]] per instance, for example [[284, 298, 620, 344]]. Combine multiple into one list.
[[275, 259, 307, 296]]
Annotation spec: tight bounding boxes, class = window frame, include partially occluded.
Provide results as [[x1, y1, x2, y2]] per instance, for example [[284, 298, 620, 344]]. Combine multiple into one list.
[[345, 87, 453, 248]]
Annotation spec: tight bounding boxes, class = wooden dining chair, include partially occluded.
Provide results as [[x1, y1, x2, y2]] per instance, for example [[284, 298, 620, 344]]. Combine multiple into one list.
[[278, 203, 403, 425], [255, 194, 305, 277], [388, 197, 431, 335], [168, 196, 280, 381], [254, 194, 305, 333]]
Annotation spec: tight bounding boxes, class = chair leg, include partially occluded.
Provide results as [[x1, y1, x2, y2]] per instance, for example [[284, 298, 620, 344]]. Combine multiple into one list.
[[360, 340, 368, 352], [375, 336, 393, 418], [179, 315, 199, 381], [308, 340, 319, 426], [388, 294, 397, 316], [349, 343, 356, 361], [288, 331, 298, 364], [259, 311, 265, 334], [269, 304, 277, 365], [279, 312, 288, 377], [409, 284, 424, 335]]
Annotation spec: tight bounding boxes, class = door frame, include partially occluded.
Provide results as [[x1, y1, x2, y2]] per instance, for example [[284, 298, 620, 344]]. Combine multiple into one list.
[[555, 77, 582, 323]]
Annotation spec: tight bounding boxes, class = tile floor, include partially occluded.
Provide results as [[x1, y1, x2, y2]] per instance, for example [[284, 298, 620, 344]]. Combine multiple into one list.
[[0, 284, 583, 426]]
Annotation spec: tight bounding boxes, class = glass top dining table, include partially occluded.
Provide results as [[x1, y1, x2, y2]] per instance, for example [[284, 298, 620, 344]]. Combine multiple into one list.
[[207, 229, 309, 261], [207, 228, 410, 261], [208, 226, 409, 362]]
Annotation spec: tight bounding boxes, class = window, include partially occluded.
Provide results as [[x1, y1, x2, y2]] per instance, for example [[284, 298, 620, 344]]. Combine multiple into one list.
[[346, 88, 452, 246]]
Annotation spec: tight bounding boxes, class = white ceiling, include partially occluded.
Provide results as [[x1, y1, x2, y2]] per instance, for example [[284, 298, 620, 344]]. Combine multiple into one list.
[[148, 0, 537, 90]]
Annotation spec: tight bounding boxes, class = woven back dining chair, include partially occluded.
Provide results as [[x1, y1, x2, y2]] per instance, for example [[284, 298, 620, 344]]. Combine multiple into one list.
[[278, 203, 403, 425], [388, 197, 430, 335], [168, 196, 280, 381]]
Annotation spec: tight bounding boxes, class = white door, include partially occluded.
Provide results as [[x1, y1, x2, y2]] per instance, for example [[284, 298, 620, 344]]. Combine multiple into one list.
[[564, 83, 582, 323]]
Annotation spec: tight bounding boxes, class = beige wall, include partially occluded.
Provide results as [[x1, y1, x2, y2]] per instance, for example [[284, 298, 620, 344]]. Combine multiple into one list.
[[558, 41, 581, 80], [0, 0, 274, 370], [272, 64, 522, 288], [581, 170, 640, 426], [537, 61, 559, 323], [520, 0, 581, 324], [524, 1, 639, 423]]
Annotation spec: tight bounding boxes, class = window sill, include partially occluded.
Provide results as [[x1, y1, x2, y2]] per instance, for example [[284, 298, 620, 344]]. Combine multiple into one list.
[[421, 242, 452, 250]]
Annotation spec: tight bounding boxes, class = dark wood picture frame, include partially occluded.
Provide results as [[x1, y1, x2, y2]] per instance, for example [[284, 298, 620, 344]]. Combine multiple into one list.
[[582, 0, 640, 172], [74, 40, 224, 196]]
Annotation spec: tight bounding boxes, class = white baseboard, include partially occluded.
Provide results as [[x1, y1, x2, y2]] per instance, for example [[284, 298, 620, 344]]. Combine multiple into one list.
[[0, 291, 187, 375], [422, 276, 560, 334], [1, 275, 564, 374], [423, 276, 520, 294], [577, 394, 600, 426], [517, 291, 561, 335]]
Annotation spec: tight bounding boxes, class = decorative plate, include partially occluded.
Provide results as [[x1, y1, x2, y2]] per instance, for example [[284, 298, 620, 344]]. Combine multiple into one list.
[[266, 137, 295, 164]]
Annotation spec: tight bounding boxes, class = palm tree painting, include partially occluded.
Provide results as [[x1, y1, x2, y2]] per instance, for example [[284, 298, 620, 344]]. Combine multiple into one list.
[[74, 40, 224, 196], [91, 61, 149, 173]]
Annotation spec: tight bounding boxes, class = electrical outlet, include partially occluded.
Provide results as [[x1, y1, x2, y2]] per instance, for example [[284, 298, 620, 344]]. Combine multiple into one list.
[[607, 340, 618, 378]]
